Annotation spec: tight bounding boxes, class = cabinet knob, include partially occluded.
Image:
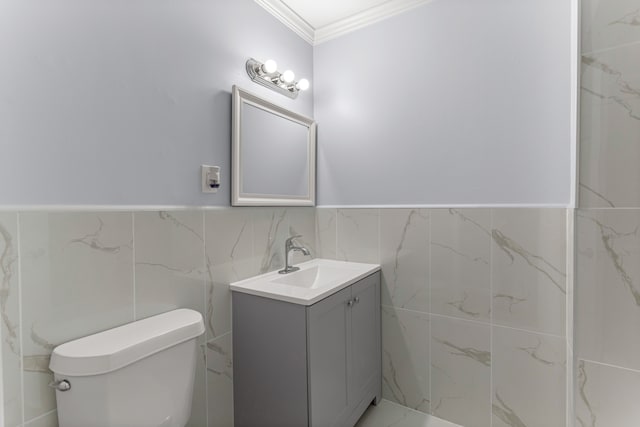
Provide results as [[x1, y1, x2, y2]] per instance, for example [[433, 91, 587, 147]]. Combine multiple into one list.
[[354, 297, 360, 304], [347, 299, 354, 307]]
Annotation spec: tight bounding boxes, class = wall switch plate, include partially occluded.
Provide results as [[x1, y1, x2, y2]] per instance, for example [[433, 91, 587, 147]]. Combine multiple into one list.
[[202, 165, 220, 193]]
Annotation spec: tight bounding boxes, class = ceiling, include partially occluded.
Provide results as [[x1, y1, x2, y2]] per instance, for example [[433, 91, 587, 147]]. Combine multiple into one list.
[[255, 0, 432, 45]]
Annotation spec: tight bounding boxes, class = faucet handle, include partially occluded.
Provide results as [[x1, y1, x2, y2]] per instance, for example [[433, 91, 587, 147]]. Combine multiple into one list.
[[286, 235, 302, 244]]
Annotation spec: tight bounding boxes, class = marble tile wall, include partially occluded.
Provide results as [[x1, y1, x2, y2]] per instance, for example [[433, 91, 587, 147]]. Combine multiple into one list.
[[576, 209, 640, 426], [0, 207, 316, 427], [579, 0, 640, 209], [318, 207, 570, 427], [0, 205, 572, 427], [576, 0, 640, 425]]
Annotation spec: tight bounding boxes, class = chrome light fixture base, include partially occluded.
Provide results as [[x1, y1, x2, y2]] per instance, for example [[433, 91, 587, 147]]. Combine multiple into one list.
[[246, 58, 303, 99]]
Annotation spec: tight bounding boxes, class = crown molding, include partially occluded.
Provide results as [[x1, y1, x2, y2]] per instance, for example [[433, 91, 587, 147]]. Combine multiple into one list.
[[255, 0, 433, 45], [254, 0, 315, 44], [314, 0, 433, 44]]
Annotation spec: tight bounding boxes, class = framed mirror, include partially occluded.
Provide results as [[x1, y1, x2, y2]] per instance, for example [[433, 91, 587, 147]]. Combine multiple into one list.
[[232, 85, 316, 206]]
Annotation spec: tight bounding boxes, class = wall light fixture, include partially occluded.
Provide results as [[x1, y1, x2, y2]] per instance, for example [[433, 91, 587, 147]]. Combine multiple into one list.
[[246, 58, 310, 99]]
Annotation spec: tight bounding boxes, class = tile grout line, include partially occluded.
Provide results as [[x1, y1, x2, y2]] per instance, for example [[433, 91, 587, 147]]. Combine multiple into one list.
[[0, 215, 8, 427], [427, 209, 432, 416], [579, 358, 640, 375], [581, 38, 640, 57], [202, 210, 209, 427], [489, 208, 494, 427], [488, 315, 566, 338], [208, 330, 233, 344], [383, 303, 567, 340], [17, 213, 25, 427], [22, 409, 56, 426], [377, 208, 381, 265], [251, 209, 256, 276], [0, 205, 573, 213], [0, 265, 3, 427], [131, 212, 136, 321], [0, 239, 3, 426], [318, 205, 570, 210], [566, 208, 575, 427], [334, 208, 338, 260], [578, 207, 640, 211]]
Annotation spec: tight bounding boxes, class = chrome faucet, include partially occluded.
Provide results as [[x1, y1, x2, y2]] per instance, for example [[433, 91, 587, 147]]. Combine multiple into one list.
[[279, 235, 310, 274]]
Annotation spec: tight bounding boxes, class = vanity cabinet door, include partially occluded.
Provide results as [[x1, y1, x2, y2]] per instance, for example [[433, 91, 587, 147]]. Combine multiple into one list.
[[308, 287, 352, 427], [349, 273, 381, 406]]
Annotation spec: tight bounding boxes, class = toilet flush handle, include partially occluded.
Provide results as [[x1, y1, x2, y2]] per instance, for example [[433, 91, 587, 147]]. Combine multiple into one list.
[[49, 379, 71, 392]]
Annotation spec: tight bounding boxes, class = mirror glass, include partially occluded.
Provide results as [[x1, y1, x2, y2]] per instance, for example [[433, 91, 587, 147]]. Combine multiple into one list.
[[232, 86, 316, 206]]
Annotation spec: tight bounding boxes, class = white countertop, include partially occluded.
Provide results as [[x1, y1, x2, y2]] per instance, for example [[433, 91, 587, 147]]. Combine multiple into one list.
[[230, 258, 381, 305]]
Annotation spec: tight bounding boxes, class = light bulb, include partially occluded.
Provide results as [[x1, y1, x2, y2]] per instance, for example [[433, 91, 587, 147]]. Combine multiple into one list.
[[262, 59, 277, 74], [296, 78, 310, 91], [281, 70, 295, 84]]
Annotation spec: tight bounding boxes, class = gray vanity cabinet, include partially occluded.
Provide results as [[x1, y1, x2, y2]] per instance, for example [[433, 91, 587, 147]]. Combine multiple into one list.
[[308, 286, 352, 426], [308, 272, 381, 427], [349, 275, 382, 415], [233, 271, 381, 427]]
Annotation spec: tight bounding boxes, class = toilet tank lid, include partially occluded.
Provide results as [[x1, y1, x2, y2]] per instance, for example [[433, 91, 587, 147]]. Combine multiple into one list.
[[49, 309, 205, 377]]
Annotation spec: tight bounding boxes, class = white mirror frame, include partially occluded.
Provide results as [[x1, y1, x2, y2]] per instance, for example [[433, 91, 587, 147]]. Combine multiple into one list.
[[232, 85, 316, 206]]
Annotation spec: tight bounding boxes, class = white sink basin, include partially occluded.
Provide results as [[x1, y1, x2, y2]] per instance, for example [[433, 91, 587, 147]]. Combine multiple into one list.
[[271, 266, 324, 288], [230, 259, 380, 305], [270, 265, 354, 289]]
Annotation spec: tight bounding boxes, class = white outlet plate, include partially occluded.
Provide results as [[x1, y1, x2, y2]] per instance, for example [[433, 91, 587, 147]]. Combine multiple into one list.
[[202, 165, 220, 193]]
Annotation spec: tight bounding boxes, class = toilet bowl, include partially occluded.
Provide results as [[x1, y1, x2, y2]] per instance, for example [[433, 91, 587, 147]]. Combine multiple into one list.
[[49, 309, 205, 427]]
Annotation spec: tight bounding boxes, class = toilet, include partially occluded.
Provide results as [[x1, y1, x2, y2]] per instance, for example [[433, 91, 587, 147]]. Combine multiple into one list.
[[49, 309, 205, 427]]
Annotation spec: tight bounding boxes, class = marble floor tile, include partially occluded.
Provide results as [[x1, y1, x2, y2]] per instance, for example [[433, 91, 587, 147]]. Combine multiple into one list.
[[382, 305, 430, 413], [491, 209, 567, 336], [0, 213, 22, 427], [492, 326, 566, 427], [356, 399, 461, 427], [380, 209, 429, 312], [576, 359, 640, 427], [430, 209, 491, 322], [336, 209, 380, 264], [576, 209, 640, 370], [430, 315, 491, 427]]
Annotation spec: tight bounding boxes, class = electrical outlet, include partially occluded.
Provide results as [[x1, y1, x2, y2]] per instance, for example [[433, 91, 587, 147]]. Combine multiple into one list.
[[202, 165, 220, 193]]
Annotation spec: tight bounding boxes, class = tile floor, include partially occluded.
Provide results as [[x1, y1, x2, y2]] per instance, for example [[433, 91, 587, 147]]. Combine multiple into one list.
[[356, 400, 462, 427]]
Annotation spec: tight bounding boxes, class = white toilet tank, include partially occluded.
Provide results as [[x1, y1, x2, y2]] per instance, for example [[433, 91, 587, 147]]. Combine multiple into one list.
[[49, 309, 205, 427]]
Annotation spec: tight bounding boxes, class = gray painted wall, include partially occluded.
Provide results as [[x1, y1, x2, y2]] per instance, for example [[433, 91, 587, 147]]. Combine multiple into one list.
[[0, 0, 313, 205], [314, 0, 572, 206]]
